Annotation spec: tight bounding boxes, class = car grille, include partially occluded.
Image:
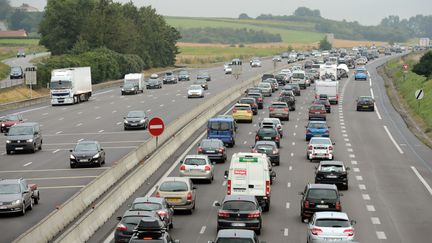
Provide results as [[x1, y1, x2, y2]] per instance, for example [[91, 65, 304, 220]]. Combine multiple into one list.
[[11, 140, 27, 143], [0, 201, 12, 205], [314, 146, 327, 150]]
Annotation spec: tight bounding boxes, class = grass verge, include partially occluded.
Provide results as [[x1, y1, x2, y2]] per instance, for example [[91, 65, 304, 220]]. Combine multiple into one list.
[[0, 85, 49, 104]]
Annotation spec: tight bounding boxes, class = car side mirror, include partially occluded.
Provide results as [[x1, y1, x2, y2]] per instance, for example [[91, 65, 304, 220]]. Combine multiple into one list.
[[4, 133, 7, 136], [303, 218, 310, 224], [211, 161, 216, 165], [192, 185, 197, 190], [116, 216, 122, 220], [100, 148, 104, 151], [23, 190, 29, 194], [351, 220, 357, 225], [271, 171, 276, 178], [346, 167, 351, 171], [69, 149, 73, 152], [214, 201, 221, 207], [328, 126, 331, 128], [332, 142, 336, 145], [123, 117, 126, 119], [224, 170, 228, 179]]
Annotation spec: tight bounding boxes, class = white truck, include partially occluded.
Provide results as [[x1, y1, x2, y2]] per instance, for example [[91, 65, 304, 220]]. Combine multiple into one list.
[[224, 153, 275, 211], [291, 70, 307, 89], [50, 67, 92, 105], [121, 73, 145, 95], [319, 63, 338, 81], [315, 80, 339, 104]]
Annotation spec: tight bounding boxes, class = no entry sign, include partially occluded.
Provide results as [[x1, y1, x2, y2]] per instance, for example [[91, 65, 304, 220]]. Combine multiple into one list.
[[148, 117, 165, 137]]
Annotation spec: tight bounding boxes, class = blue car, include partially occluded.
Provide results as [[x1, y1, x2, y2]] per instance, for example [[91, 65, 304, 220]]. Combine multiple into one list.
[[354, 67, 367, 80], [305, 121, 330, 141]]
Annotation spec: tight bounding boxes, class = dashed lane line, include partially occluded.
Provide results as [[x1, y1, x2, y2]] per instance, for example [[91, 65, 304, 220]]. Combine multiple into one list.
[[362, 194, 371, 200], [376, 232, 387, 240], [371, 217, 381, 225]]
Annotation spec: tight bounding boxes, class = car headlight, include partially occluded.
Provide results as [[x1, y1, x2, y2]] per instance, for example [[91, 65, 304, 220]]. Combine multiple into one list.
[[139, 119, 145, 123], [70, 154, 75, 159], [12, 199, 21, 205], [6, 140, 11, 143], [93, 153, 100, 159], [1, 123, 4, 126], [121, 88, 124, 91], [131, 88, 135, 91], [124, 120, 129, 124], [26, 139, 33, 143]]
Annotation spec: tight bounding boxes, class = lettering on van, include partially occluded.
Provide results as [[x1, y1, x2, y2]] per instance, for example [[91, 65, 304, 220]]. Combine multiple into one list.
[[239, 157, 258, 163], [234, 169, 247, 175]]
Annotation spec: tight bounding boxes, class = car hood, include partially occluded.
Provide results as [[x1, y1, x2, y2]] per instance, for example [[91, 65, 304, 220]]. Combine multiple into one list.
[[0, 193, 21, 202], [126, 117, 144, 122], [72, 151, 98, 157]]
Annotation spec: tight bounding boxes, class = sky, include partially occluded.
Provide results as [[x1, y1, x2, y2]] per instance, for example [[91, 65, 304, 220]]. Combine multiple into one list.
[[10, 0, 432, 25]]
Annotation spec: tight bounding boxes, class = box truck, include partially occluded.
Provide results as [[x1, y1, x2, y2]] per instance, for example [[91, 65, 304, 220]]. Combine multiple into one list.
[[50, 67, 92, 105], [121, 73, 145, 95], [315, 80, 339, 104]]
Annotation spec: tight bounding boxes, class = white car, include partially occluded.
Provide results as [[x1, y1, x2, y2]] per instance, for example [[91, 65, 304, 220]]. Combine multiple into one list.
[[224, 63, 232, 74], [179, 155, 214, 182], [250, 59, 261, 67], [272, 55, 282, 62], [307, 137, 335, 161], [307, 212, 356, 243], [187, 85, 204, 98]]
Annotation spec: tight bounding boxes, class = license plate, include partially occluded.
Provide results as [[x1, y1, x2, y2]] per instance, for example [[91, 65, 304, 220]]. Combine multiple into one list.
[[363, 106, 369, 108], [167, 198, 181, 203], [79, 159, 88, 162], [316, 205, 329, 208], [232, 223, 246, 227], [14, 147, 23, 150], [0, 206, 7, 209], [206, 150, 215, 153], [327, 175, 337, 178], [315, 134, 321, 137], [264, 137, 271, 139]]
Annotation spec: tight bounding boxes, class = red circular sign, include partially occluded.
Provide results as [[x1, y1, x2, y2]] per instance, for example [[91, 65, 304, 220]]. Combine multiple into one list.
[[403, 64, 409, 70], [148, 117, 165, 137]]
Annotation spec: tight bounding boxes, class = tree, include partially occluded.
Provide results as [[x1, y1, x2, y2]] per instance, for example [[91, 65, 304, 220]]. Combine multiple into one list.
[[294, 7, 321, 18], [412, 51, 432, 79], [319, 36, 332, 50], [0, 0, 12, 20], [239, 13, 251, 20]]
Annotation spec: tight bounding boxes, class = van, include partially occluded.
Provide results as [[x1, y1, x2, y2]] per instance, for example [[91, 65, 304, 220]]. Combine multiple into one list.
[[207, 117, 236, 147], [5, 122, 42, 154], [224, 153, 275, 211], [315, 80, 339, 104], [292, 70, 307, 89]]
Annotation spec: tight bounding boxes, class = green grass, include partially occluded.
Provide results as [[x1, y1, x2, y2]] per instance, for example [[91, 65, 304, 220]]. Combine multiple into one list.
[[0, 38, 40, 46], [0, 62, 9, 80], [165, 16, 324, 44]]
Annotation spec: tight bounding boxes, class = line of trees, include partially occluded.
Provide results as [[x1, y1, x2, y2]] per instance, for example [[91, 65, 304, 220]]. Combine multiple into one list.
[[412, 51, 432, 79], [177, 27, 282, 44]]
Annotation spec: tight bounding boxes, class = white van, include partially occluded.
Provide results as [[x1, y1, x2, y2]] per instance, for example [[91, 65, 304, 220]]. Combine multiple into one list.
[[224, 153, 275, 211], [292, 70, 307, 89]]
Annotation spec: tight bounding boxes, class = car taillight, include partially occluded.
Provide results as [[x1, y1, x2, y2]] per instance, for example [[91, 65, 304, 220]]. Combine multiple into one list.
[[329, 146, 333, 151], [311, 227, 323, 235], [227, 180, 231, 195], [180, 165, 186, 171], [116, 223, 127, 231], [272, 149, 278, 154], [324, 130, 329, 134], [343, 228, 354, 236], [265, 180, 270, 197], [304, 200, 310, 208], [157, 210, 168, 218], [248, 210, 261, 218], [258, 97, 263, 101], [155, 191, 160, 197], [232, 109, 237, 113], [218, 210, 230, 218], [204, 165, 211, 171], [308, 145, 313, 150], [269, 107, 275, 111], [336, 201, 341, 210], [336, 94, 339, 100], [198, 147, 203, 153], [187, 192, 193, 201], [284, 108, 289, 111], [247, 110, 252, 113], [219, 147, 225, 153], [275, 136, 280, 141], [255, 135, 260, 140]]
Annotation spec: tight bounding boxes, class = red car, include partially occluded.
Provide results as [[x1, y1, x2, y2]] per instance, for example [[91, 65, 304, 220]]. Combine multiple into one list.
[[0, 114, 23, 133], [308, 104, 327, 121]]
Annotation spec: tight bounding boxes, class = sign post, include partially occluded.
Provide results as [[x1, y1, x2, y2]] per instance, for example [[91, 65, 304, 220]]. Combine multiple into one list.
[[402, 64, 409, 82], [24, 67, 37, 99], [148, 117, 165, 147], [415, 89, 424, 111]]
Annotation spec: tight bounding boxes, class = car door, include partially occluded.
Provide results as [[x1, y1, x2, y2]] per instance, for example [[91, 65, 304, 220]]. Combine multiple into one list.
[[34, 125, 42, 147], [20, 181, 30, 208]]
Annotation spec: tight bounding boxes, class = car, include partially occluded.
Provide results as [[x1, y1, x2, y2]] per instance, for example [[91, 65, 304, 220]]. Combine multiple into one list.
[[208, 117, 237, 147], [261, 74, 274, 82], [238, 97, 258, 115], [208, 229, 266, 243], [0, 114, 23, 133], [178, 70, 190, 81], [305, 121, 330, 141], [384, 48, 392, 55], [5, 122, 42, 154], [282, 83, 300, 96], [0, 178, 39, 215], [250, 59, 262, 67], [260, 118, 283, 138], [307, 137, 335, 161], [313, 99, 331, 113], [247, 93, 264, 109], [69, 140, 105, 168], [262, 78, 278, 91], [256, 83, 272, 97], [224, 63, 233, 74], [269, 101, 289, 121], [163, 72, 178, 84], [16, 50, 26, 58], [251, 141, 280, 165], [354, 67, 367, 80], [10, 66, 25, 79], [128, 216, 180, 243], [121, 82, 140, 95], [115, 210, 165, 243], [304, 60, 314, 69], [147, 74, 162, 89], [308, 104, 327, 121], [306, 212, 355, 243], [272, 55, 282, 62], [277, 94, 296, 111], [299, 183, 342, 221], [156, 177, 196, 214], [197, 71, 211, 81], [315, 161, 350, 190], [128, 197, 174, 230], [356, 96, 375, 111], [187, 85, 204, 98], [124, 110, 149, 130], [198, 138, 227, 162], [245, 87, 262, 96], [255, 127, 280, 148], [275, 73, 289, 85], [356, 58, 367, 66], [193, 79, 208, 90], [215, 195, 263, 234], [179, 154, 214, 182], [232, 104, 253, 123], [297, 54, 305, 61]]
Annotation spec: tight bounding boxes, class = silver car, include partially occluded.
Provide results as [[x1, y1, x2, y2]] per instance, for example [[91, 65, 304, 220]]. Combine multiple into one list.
[[307, 212, 356, 243], [156, 177, 197, 213], [257, 83, 272, 97], [179, 155, 214, 183]]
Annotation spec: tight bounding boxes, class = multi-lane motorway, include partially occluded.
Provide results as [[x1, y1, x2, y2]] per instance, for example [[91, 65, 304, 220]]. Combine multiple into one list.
[[1, 53, 432, 242]]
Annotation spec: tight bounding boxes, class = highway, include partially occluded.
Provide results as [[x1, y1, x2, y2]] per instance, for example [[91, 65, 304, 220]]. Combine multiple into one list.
[[83, 54, 432, 243], [0, 58, 284, 242]]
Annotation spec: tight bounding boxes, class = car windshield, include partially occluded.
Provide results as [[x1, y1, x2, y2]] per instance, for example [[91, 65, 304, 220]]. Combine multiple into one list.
[[0, 184, 21, 194], [3, 114, 19, 121], [283, 85, 293, 89], [235, 106, 250, 111], [132, 202, 162, 211], [310, 138, 331, 145], [75, 143, 98, 151], [201, 140, 221, 148], [184, 158, 207, 166], [216, 239, 253, 243], [271, 104, 287, 108], [51, 80, 72, 89], [7, 126, 32, 136], [292, 73, 305, 79], [359, 97, 372, 101], [258, 83, 270, 88], [127, 111, 144, 118], [123, 83, 135, 88], [222, 201, 256, 211], [258, 128, 277, 136], [209, 121, 231, 131], [308, 123, 326, 129], [189, 85, 202, 90], [315, 218, 350, 227], [320, 164, 343, 172], [248, 94, 261, 99], [11, 67, 21, 72], [122, 216, 142, 226], [159, 181, 188, 192], [307, 189, 338, 199]]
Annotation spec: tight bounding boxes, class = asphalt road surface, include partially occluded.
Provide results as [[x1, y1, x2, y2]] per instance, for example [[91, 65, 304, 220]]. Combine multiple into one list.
[[86, 54, 432, 243]]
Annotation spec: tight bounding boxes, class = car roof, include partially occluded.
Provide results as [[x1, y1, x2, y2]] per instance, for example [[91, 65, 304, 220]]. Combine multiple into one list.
[[133, 197, 165, 205], [0, 178, 22, 184], [184, 154, 208, 160], [122, 210, 159, 218], [211, 117, 233, 122], [223, 194, 257, 203], [308, 183, 338, 190], [12, 122, 38, 127], [160, 177, 190, 184], [319, 161, 345, 166], [216, 229, 255, 238], [314, 211, 349, 220]]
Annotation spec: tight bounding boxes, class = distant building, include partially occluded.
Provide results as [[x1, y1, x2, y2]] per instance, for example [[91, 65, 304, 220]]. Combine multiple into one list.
[[0, 29, 28, 37], [326, 33, 334, 45], [16, 3, 39, 12], [419, 38, 430, 47]]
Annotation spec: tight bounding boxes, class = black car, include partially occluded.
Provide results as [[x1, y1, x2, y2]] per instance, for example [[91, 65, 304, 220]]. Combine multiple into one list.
[[315, 161, 350, 190], [274, 73, 288, 85], [255, 127, 280, 148], [299, 184, 342, 221], [356, 96, 375, 111], [209, 229, 266, 243], [128, 217, 179, 243], [193, 79, 208, 90], [198, 139, 227, 162], [215, 195, 262, 235], [16, 51, 26, 58], [129, 197, 174, 229], [115, 211, 164, 243], [247, 93, 264, 109], [282, 84, 300, 96], [238, 97, 258, 115], [277, 96, 295, 111], [313, 99, 331, 113], [304, 60, 313, 69], [163, 72, 178, 84], [261, 74, 274, 81], [69, 140, 105, 168], [245, 88, 262, 96], [251, 141, 280, 165], [197, 71, 211, 81], [10, 66, 24, 79], [178, 70, 190, 81], [124, 110, 149, 130]]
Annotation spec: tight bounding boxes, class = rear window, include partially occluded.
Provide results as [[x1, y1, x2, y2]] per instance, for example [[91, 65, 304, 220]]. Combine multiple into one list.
[[271, 103, 287, 108], [307, 189, 338, 200], [292, 73, 305, 79], [310, 138, 331, 145], [310, 105, 325, 110], [235, 106, 250, 111], [201, 140, 222, 147], [315, 218, 350, 227], [159, 181, 188, 192], [308, 123, 326, 129], [209, 121, 231, 131], [222, 200, 256, 211], [184, 158, 207, 166], [320, 165, 343, 172], [122, 215, 143, 225], [239, 99, 254, 104], [258, 128, 277, 136], [131, 202, 162, 211], [256, 144, 275, 151]]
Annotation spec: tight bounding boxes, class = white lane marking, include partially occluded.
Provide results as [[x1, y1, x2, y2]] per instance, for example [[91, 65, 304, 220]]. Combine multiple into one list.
[[340, 119, 344, 122], [160, 104, 164, 107], [146, 109, 151, 112], [346, 143, 351, 147], [39, 185, 85, 189], [375, 104, 382, 120], [172, 100, 175, 102], [52, 149, 60, 154], [351, 160, 358, 165], [284, 228, 289, 236], [59, 117, 64, 121], [341, 122, 345, 126], [78, 111, 83, 115], [149, 125, 163, 129], [94, 106, 100, 109], [376, 232, 387, 240], [297, 118, 299, 121], [222, 181, 227, 186], [98, 130, 104, 133], [383, 125, 404, 154], [287, 182, 291, 188], [347, 148, 353, 152], [290, 153, 294, 157], [353, 167, 360, 172], [411, 166, 432, 196], [42, 112, 48, 116], [28, 176, 98, 180], [127, 105, 131, 108], [367, 205, 376, 211], [23, 162, 32, 167], [289, 166, 292, 171], [248, 132, 252, 135], [341, 126, 346, 129], [76, 123, 83, 127], [359, 184, 366, 190], [362, 194, 371, 200], [243, 141, 247, 144], [15, 106, 49, 114], [253, 124, 257, 127], [116, 122, 121, 125], [286, 202, 290, 209], [344, 138, 349, 142], [56, 131, 63, 134], [112, 110, 117, 113], [370, 88, 375, 99], [295, 125, 298, 128], [356, 175, 363, 181], [341, 130, 346, 133], [349, 154, 355, 158], [293, 132, 296, 136], [343, 134, 348, 137], [369, 78, 372, 87], [78, 138, 84, 142], [96, 116, 101, 120], [199, 226, 206, 234], [292, 142, 295, 146], [371, 217, 381, 225], [0, 168, 109, 173], [93, 90, 113, 96], [109, 102, 114, 105]]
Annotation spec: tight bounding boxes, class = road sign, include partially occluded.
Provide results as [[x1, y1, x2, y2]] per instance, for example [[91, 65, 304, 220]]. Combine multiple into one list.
[[415, 89, 424, 100], [148, 117, 165, 137], [402, 64, 409, 73], [24, 67, 37, 85]]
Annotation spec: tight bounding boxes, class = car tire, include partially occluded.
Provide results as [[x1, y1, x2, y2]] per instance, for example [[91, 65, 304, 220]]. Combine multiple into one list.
[[28, 198, 33, 211], [32, 144, 37, 153], [169, 221, 173, 229], [21, 203, 26, 216], [255, 228, 261, 235], [97, 160, 102, 167], [6, 150, 11, 155]]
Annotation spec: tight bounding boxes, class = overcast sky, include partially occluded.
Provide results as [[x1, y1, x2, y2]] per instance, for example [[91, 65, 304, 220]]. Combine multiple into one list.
[[11, 0, 432, 25]]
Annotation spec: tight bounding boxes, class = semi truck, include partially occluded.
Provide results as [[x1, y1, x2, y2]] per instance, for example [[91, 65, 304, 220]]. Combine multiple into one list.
[[50, 67, 92, 105]]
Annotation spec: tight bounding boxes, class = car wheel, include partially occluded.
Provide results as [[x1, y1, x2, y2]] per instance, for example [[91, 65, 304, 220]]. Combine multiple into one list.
[[21, 203, 26, 216], [255, 228, 261, 235], [6, 150, 11, 155], [32, 144, 37, 153], [70, 163, 76, 168], [97, 160, 102, 167], [169, 221, 174, 229], [28, 198, 33, 210]]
